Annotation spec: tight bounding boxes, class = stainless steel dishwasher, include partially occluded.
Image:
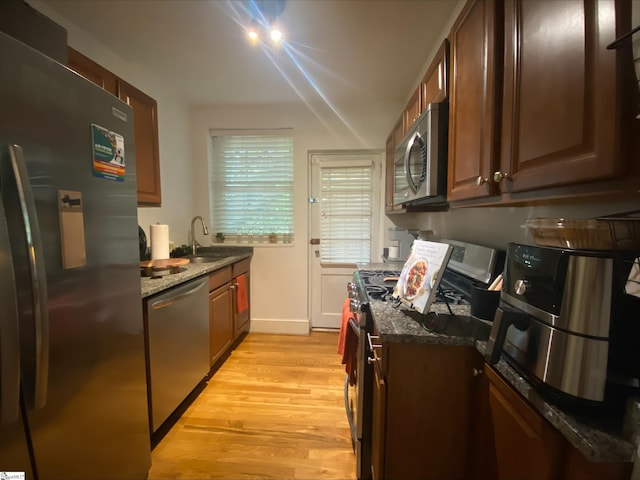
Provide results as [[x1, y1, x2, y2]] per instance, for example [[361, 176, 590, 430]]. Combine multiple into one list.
[[145, 276, 209, 433]]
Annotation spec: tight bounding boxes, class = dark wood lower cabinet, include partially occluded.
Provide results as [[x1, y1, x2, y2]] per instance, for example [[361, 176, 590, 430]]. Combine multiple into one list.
[[371, 362, 386, 480], [231, 259, 251, 337], [486, 365, 565, 480], [369, 343, 633, 480], [485, 365, 633, 480], [208, 260, 251, 370], [208, 267, 233, 367], [370, 341, 484, 480]]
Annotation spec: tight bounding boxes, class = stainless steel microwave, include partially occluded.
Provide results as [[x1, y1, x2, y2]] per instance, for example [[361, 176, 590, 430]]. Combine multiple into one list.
[[393, 102, 448, 207]]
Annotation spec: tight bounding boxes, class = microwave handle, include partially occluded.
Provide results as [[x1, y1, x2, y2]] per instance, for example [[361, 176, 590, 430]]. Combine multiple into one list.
[[404, 131, 424, 194]]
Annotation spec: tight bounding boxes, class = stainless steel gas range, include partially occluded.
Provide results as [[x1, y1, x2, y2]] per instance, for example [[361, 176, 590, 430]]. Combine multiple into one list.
[[344, 239, 503, 480]]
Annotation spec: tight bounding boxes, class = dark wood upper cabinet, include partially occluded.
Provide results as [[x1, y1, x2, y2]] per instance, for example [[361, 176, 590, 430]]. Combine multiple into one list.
[[447, 0, 636, 204], [67, 47, 117, 95], [499, 0, 624, 194], [421, 39, 450, 106], [67, 47, 162, 206], [447, 0, 502, 202], [385, 117, 405, 214], [117, 79, 162, 206], [403, 88, 421, 131]]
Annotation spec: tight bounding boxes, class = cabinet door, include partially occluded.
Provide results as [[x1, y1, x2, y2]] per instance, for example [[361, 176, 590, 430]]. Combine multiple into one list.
[[209, 283, 233, 367], [403, 88, 421, 131], [421, 39, 449, 105], [385, 118, 404, 214], [384, 134, 395, 213], [468, 361, 498, 479], [447, 0, 502, 202], [118, 79, 162, 206], [67, 48, 162, 206], [232, 271, 250, 337], [232, 259, 251, 338], [383, 344, 477, 479], [486, 366, 565, 480], [67, 47, 118, 96], [370, 363, 386, 480], [499, 0, 622, 193]]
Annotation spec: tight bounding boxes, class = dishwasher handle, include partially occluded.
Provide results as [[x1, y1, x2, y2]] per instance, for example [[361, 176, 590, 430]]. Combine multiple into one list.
[[151, 280, 207, 310]]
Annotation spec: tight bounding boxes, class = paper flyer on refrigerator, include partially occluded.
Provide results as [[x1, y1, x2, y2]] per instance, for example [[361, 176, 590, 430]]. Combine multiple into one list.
[[392, 240, 453, 313]]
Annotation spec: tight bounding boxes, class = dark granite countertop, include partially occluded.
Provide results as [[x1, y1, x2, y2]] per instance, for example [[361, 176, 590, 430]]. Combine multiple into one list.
[[370, 300, 491, 346], [360, 263, 639, 464], [140, 247, 252, 299]]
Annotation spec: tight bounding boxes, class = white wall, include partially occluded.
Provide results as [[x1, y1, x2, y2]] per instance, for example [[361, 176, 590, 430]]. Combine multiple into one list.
[[190, 102, 394, 332], [29, 1, 194, 247]]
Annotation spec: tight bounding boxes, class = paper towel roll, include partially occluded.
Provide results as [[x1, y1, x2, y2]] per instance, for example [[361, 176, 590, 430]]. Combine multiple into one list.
[[150, 224, 170, 260]]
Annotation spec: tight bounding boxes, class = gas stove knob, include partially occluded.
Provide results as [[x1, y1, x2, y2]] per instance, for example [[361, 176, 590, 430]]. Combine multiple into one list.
[[349, 298, 361, 313], [514, 279, 529, 295]]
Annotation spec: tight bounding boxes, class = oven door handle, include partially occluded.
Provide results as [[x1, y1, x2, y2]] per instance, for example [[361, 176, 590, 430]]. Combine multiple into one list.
[[348, 318, 359, 337], [344, 374, 357, 444]]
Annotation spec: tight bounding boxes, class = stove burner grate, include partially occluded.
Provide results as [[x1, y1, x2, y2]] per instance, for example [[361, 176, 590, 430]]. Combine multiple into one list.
[[366, 285, 391, 300]]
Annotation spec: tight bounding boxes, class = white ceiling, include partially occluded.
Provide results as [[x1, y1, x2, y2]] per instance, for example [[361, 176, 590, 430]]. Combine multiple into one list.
[[42, 0, 459, 111]]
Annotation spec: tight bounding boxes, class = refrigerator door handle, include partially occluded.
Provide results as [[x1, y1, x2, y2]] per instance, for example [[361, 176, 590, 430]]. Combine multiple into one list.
[[0, 195, 21, 425], [8, 144, 49, 409]]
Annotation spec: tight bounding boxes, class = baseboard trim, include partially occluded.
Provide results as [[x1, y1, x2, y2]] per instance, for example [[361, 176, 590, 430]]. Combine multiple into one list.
[[249, 318, 310, 335]]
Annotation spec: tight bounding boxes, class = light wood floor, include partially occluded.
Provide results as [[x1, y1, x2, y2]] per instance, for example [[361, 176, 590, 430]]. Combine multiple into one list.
[[148, 332, 356, 480]]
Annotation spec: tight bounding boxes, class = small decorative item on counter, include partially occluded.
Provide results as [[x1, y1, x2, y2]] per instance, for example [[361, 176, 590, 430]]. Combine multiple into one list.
[[268, 232, 277, 243], [170, 245, 189, 258], [215, 232, 225, 243]]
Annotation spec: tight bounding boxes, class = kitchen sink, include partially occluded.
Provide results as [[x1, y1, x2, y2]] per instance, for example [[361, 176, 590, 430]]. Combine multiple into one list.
[[187, 255, 226, 264]]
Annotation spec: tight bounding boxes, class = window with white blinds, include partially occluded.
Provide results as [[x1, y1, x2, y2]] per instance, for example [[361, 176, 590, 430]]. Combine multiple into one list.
[[209, 133, 293, 239], [319, 163, 374, 263]]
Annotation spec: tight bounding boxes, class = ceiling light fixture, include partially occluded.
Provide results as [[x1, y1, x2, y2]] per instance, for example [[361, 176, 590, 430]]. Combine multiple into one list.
[[247, 23, 259, 43], [244, 0, 286, 45], [269, 23, 282, 43]]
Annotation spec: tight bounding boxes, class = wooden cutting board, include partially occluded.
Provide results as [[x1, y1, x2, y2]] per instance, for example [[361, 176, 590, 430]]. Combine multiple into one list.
[[140, 257, 189, 275]]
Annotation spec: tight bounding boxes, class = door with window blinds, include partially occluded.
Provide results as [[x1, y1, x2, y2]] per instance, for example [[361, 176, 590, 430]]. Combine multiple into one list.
[[309, 151, 381, 329]]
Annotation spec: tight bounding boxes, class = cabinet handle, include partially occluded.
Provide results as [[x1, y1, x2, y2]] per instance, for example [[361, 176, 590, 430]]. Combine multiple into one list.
[[492, 171, 510, 183], [476, 176, 488, 186], [367, 333, 381, 351], [472, 367, 483, 377], [367, 356, 377, 364]]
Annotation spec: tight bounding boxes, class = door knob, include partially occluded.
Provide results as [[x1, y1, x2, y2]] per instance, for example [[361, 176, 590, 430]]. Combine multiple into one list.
[[493, 171, 510, 183]]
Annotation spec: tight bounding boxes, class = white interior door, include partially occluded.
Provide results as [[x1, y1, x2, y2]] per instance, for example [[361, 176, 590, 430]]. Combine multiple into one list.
[[309, 150, 382, 329]]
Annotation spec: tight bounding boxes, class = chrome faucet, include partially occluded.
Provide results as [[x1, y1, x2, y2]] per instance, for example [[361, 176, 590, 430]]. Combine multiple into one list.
[[190, 216, 209, 255]]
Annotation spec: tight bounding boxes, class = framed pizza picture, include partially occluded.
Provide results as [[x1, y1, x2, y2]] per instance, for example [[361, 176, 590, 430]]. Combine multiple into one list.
[[393, 240, 453, 313]]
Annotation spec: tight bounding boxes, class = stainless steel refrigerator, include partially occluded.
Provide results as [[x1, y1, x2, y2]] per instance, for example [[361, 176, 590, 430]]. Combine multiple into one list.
[[0, 31, 151, 479]]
